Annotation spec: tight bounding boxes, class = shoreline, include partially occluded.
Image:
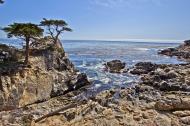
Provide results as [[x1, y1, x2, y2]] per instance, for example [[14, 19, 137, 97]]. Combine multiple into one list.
[[0, 40, 190, 125]]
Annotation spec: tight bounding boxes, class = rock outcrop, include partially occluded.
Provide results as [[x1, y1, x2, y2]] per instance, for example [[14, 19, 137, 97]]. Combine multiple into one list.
[[2, 40, 190, 126], [0, 40, 90, 110], [155, 97, 190, 111], [130, 62, 158, 75], [158, 40, 190, 61], [104, 60, 127, 73]]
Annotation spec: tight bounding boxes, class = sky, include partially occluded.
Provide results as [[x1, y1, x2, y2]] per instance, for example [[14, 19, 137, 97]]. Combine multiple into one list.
[[0, 0, 190, 41]]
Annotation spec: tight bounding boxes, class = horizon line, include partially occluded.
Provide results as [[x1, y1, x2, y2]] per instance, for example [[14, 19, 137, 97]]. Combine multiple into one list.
[[0, 38, 185, 43], [63, 38, 184, 43]]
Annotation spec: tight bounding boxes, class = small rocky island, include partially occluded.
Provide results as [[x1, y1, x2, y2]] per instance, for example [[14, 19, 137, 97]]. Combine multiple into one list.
[[1, 38, 190, 126]]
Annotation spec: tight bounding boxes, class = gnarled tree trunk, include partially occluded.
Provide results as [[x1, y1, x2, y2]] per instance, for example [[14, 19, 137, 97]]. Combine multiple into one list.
[[55, 39, 63, 49]]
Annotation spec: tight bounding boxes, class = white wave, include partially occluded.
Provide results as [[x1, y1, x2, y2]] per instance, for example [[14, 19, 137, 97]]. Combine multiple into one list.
[[100, 77, 111, 84], [95, 84, 101, 88], [135, 48, 150, 51]]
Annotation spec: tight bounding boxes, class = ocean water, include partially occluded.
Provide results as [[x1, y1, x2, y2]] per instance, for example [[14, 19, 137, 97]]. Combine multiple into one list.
[[0, 39, 184, 97], [62, 40, 184, 97]]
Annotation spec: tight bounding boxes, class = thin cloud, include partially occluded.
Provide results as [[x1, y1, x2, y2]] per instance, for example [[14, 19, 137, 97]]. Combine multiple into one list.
[[91, 0, 164, 8], [91, 0, 128, 8]]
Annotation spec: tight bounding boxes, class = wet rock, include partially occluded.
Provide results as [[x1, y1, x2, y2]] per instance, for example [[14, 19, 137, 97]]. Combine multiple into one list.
[[181, 84, 190, 91], [105, 60, 126, 73], [158, 81, 180, 91], [130, 62, 157, 75], [74, 73, 90, 90], [158, 40, 190, 60], [167, 71, 178, 79], [158, 48, 176, 56], [154, 70, 178, 80], [159, 81, 171, 91], [170, 84, 181, 91], [184, 40, 190, 46], [137, 63, 190, 92], [51, 73, 90, 97]]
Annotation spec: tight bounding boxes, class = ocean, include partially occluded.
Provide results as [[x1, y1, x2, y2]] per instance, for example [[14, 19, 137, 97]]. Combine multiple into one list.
[[0, 39, 184, 97], [62, 40, 184, 97]]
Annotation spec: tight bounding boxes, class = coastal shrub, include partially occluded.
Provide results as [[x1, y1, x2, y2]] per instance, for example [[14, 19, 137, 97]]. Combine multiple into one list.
[[57, 47, 64, 54], [47, 44, 65, 54], [0, 44, 10, 51]]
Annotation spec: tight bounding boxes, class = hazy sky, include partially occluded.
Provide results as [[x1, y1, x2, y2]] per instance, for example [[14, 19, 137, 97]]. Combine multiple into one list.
[[0, 0, 190, 41]]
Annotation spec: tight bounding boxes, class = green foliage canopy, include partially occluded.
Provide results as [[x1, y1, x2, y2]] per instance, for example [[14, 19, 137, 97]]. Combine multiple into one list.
[[40, 18, 72, 44], [2, 23, 43, 39], [2, 23, 44, 64]]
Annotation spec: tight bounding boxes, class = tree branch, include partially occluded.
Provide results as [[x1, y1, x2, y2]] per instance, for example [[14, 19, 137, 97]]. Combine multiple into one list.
[[34, 103, 78, 123], [47, 26, 55, 40]]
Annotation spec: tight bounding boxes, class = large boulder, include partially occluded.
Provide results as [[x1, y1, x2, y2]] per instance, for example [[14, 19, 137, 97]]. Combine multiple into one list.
[[104, 60, 126, 73]]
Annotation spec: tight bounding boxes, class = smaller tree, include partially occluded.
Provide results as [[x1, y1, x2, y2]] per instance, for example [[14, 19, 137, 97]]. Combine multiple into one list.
[[40, 18, 72, 48], [2, 23, 43, 64]]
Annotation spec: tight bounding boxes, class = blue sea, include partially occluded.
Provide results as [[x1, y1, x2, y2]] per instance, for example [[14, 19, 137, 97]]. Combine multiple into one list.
[[62, 40, 184, 97], [0, 39, 184, 97]]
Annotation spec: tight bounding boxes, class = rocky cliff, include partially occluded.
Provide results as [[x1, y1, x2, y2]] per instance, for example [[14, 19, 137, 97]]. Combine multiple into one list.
[[0, 41, 89, 111], [1, 40, 190, 126]]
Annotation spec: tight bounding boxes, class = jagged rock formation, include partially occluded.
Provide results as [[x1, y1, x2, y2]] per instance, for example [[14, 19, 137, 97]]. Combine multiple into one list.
[[0, 39, 90, 110], [1, 40, 190, 126], [158, 40, 190, 61]]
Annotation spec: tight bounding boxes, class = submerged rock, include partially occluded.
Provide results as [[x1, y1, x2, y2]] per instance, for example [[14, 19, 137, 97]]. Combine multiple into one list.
[[104, 60, 126, 73]]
